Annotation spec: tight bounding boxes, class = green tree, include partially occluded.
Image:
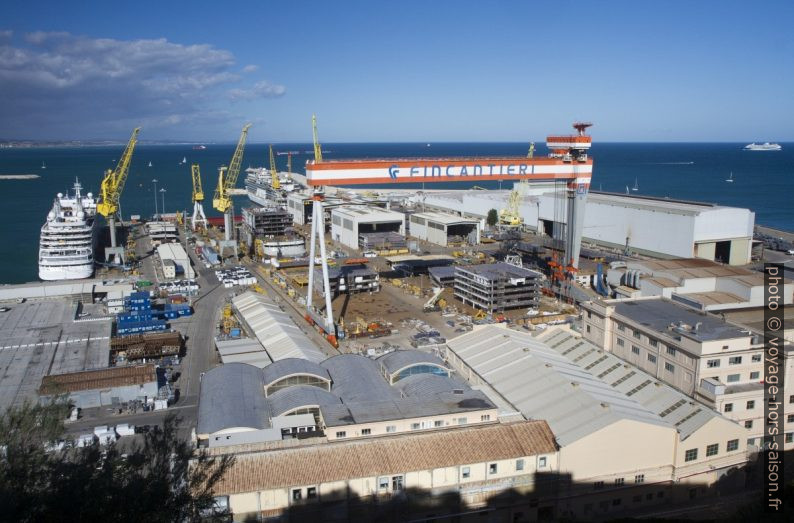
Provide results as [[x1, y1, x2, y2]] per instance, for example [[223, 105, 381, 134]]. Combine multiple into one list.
[[0, 401, 234, 523], [487, 208, 499, 227]]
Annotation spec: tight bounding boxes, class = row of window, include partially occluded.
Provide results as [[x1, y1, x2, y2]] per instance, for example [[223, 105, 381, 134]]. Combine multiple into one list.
[[724, 400, 755, 413], [712, 371, 759, 385], [461, 456, 548, 478], [684, 439, 739, 462], [583, 490, 666, 514], [706, 354, 762, 368], [335, 415, 491, 439], [593, 474, 645, 490]]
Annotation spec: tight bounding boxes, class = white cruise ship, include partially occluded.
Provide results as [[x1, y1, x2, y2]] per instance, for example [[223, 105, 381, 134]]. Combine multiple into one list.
[[38, 179, 99, 280], [244, 167, 294, 207], [744, 142, 782, 151]]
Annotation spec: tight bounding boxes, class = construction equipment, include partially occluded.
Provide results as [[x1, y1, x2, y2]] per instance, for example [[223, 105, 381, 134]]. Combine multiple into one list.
[[190, 164, 207, 230], [423, 287, 445, 312], [312, 114, 323, 163], [498, 189, 523, 226], [213, 124, 251, 254], [97, 127, 141, 264], [269, 144, 280, 190], [473, 309, 487, 320], [527, 142, 535, 158]]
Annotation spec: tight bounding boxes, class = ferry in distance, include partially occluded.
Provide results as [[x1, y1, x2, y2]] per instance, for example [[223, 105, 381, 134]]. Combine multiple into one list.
[[744, 142, 781, 151], [193, 145, 207, 150]]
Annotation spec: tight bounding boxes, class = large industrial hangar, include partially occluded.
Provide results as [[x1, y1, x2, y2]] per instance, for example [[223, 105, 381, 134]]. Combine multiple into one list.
[[419, 189, 755, 265], [330, 206, 406, 251], [408, 211, 481, 247]]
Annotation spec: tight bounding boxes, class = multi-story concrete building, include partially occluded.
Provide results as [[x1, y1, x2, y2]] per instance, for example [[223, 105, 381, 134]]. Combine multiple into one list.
[[454, 262, 541, 313], [580, 297, 787, 449]]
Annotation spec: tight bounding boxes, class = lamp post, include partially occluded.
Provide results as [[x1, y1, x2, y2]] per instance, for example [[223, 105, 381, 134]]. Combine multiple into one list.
[[160, 188, 167, 216], [152, 178, 159, 217]]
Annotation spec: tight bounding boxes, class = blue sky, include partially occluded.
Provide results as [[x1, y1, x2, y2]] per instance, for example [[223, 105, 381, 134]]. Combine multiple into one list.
[[1, 1, 792, 142]]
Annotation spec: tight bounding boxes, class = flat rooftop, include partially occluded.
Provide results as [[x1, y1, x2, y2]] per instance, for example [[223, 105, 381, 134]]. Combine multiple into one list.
[[0, 299, 111, 411], [332, 206, 405, 222], [411, 211, 480, 225], [457, 262, 542, 281], [612, 298, 750, 342]]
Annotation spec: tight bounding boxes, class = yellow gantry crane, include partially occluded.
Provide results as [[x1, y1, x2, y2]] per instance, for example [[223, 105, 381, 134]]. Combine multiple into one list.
[[312, 113, 323, 163], [269, 144, 280, 190], [213, 123, 251, 245], [190, 163, 207, 231], [499, 189, 523, 226], [97, 127, 140, 264], [527, 142, 535, 158]]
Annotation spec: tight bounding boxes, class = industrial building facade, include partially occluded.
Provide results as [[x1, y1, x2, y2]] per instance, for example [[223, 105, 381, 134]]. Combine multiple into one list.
[[580, 297, 793, 450], [39, 364, 160, 409], [156, 242, 194, 278], [408, 211, 480, 247], [454, 263, 541, 313], [330, 206, 405, 251]]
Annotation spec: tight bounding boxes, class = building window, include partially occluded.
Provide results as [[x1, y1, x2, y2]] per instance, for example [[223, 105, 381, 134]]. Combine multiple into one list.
[[727, 439, 739, 452], [292, 489, 302, 501], [458, 417, 468, 425], [361, 428, 371, 436], [631, 346, 640, 355], [665, 362, 675, 373], [635, 474, 645, 484], [615, 478, 624, 487], [706, 444, 719, 457], [707, 359, 720, 368], [386, 425, 396, 433], [307, 487, 317, 499], [729, 356, 742, 365], [586, 325, 591, 333], [516, 459, 525, 471], [613, 499, 622, 506], [745, 420, 753, 429], [633, 330, 641, 339], [646, 493, 654, 501], [617, 324, 625, 332], [633, 495, 642, 503], [751, 354, 762, 362], [746, 400, 755, 410], [727, 374, 740, 383], [750, 371, 760, 380], [722, 345, 729, 351], [649, 339, 658, 348], [462, 466, 470, 479], [648, 354, 657, 363], [594, 481, 604, 490], [666, 347, 676, 356], [489, 463, 498, 474], [392, 475, 404, 491], [747, 438, 755, 447], [587, 311, 592, 319], [724, 403, 733, 413], [684, 449, 698, 462], [788, 414, 794, 423], [434, 420, 444, 427], [378, 477, 389, 490], [481, 414, 491, 422], [335, 431, 346, 438], [790, 395, 794, 404], [538, 456, 547, 468], [786, 433, 794, 444], [617, 338, 625, 347], [411, 423, 420, 430]]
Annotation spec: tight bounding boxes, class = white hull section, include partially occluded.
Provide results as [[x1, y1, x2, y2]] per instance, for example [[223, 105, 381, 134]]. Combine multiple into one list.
[[39, 263, 94, 281]]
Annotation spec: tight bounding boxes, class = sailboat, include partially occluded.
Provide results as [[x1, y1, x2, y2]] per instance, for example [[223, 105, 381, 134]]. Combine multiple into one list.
[[148, 161, 153, 167], [41, 162, 46, 170], [631, 178, 639, 191], [725, 172, 734, 183], [181, 157, 187, 164], [625, 185, 630, 195]]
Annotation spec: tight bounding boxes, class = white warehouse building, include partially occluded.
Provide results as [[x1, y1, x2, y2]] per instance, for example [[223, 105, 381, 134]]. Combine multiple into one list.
[[409, 211, 481, 247], [156, 242, 195, 278], [419, 188, 755, 265], [330, 206, 405, 251]]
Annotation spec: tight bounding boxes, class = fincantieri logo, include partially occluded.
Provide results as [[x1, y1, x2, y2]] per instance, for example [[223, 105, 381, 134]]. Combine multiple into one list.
[[387, 163, 536, 180]]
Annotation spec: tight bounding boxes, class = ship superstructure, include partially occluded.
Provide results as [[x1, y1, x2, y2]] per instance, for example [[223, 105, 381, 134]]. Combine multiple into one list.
[[744, 142, 782, 151], [244, 167, 294, 207], [38, 179, 99, 280]]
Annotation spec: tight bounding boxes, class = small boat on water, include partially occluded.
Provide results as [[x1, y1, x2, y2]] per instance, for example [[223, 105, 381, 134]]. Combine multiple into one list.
[[181, 157, 187, 164], [625, 185, 630, 195], [632, 178, 638, 191], [41, 162, 46, 170], [725, 172, 734, 183], [148, 161, 152, 167]]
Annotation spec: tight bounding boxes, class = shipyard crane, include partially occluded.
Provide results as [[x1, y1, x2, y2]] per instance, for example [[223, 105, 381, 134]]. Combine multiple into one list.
[[97, 127, 140, 264], [312, 114, 323, 163], [498, 189, 523, 226], [190, 163, 207, 231], [269, 144, 280, 190], [213, 123, 252, 253], [527, 142, 535, 158]]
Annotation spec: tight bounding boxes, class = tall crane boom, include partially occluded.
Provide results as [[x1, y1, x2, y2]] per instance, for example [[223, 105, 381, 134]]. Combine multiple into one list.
[[97, 128, 140, 218], [269, 144, 280, 190], [312, 114, 322, 163], [190, 164, 207, 230], [212, 123, 251, 213]]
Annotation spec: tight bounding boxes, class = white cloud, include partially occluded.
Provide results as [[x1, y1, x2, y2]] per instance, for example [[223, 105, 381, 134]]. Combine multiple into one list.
[[0, 31, 286, 139], [242, 64, 259, 73], [227, 80, 286, 101]]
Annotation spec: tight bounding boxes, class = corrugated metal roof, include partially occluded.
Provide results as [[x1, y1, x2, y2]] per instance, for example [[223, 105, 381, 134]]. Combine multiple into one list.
[[262, 358, 331, 387], [268, 385, 341, 417], [232, 292, 326, 363], [393, 373, 467, 397], [321, 354, 400, 403], [377, 350, 449, 376], [540, 329, 728, 440], [214, 420, 557, 494], [215, 338, 266, 356], [39, 364, 156, 394], [446, 326, 669, 446], [411, 211, 479, 225], [197, 363, 270, 435]]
